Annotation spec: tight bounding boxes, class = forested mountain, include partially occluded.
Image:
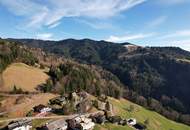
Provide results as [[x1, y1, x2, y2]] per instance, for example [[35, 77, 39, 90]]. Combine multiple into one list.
[[8, 38, 190, 125], [0, 39, 38, 73], [0, 39, 123, 99]]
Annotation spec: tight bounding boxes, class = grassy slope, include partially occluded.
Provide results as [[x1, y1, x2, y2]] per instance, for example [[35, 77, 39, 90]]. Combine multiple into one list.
[[95, 97, 190, 130], [0, 93, 57, 118], [1, 63, 49, 92]]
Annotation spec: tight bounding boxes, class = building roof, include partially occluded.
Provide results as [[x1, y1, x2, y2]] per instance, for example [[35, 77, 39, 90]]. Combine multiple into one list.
[[8, 119, 32, 130], [80, 122, 95, 130], [33, 104, 46, 112], [46, 119, 68, 130]]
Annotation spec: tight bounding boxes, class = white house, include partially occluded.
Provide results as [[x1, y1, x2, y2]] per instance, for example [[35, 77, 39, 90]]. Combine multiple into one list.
[[73, 115, 95, 130], [8, 119, 32, 130], [80, 118, 95, 130], [127, 118, 137, 126], [40, 107, 52, 113]]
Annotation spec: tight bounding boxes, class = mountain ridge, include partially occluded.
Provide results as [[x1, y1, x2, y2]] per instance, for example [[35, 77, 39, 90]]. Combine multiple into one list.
[[4, 38, 190, 125]]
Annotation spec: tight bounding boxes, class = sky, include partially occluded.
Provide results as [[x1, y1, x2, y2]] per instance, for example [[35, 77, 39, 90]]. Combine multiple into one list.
[[0, 0, 190, 51]]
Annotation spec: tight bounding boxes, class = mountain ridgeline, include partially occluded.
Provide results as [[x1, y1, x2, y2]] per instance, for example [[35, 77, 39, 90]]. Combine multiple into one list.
[[0, 39, 123, 98], [6, 38, 190, 125]]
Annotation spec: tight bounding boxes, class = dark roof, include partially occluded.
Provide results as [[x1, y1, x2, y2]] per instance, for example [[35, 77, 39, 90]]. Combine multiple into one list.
[[133, 124, 146, 130], [127, 119, 134, 123], [36, 126, 48, 130], [8, 120, 32, 130], [33, 104, 46, 112]]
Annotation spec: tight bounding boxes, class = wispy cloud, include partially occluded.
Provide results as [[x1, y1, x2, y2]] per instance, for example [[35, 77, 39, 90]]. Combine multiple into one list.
[[48, 22, 61, 29], [160, 30, 190, 39], [152, 29, 190, 51], [0, 0, 147, 29], [147, 16, 167, 28], [107, 33, 154, 43], [36, 33, 53, 40]]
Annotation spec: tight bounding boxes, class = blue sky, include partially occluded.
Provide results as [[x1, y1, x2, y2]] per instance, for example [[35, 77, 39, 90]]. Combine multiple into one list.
[[0, 0, 190, 50]]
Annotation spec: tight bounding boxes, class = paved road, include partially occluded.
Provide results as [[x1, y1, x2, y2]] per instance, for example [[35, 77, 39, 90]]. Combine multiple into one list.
[[0, 111, 103, 123]]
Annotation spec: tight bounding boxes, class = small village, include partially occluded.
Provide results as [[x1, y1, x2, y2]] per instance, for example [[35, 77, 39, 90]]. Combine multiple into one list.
[[2, 91, 146, 130]]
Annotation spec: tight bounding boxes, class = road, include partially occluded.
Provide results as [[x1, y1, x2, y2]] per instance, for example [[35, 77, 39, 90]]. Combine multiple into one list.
[[0, 111, 103, 123]]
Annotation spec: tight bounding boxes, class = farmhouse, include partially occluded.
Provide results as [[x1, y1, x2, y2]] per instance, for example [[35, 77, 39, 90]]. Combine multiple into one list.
[[33, 104, 52, 113], [49, 96, 66, 106], [45, 119, 68, 130], [67, 115, 95, 130], [8, 119, 32, 130], [77, 98, 92, 113], [90, 114, 106, 124], [127, 118, 137, 126], [80, 118, 95, 130], [133, 123, 146, 130]]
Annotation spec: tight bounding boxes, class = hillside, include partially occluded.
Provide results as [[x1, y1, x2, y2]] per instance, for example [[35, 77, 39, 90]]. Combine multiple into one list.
[[94, 97, 190, 130], [1, 63, 49, 92], [0, 93, 56, 118], [9, 38, 190, 125], [0, 39, 190, 129], [15, 95, 190, 130], [41, 61, 123, 98], [0, 39, 124, 98]]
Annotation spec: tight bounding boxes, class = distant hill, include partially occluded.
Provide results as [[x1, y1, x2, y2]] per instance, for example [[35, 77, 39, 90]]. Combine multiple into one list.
[[8, 38, 190, 125], [0, 39, 124, 98]]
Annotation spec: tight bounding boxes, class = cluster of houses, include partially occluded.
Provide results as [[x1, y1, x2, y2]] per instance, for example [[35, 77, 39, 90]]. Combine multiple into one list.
[[49, 92, 92, 114], [25, 92, 91, 117], [6, 115, 145, 130], [7, 119, 32, 130], [6, 92, 146, 130], [37, 115, 95, 130]]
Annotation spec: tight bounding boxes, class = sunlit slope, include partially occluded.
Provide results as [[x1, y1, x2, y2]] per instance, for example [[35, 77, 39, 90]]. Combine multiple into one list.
[[94, 97, 190, 130], [1, 63, 49, 92]]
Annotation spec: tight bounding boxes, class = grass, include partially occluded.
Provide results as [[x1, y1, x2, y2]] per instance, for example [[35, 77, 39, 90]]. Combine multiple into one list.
[[94, 123, 133, 130], [0, 93, 57, 118], [1, 62, 49, 92], [106, 97, 190, 130], [32, 119, 51, 130]]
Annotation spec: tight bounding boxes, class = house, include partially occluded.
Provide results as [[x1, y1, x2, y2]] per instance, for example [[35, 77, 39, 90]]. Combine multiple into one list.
[[45, 119, 68, 130], [119, 119, 127, 126], [80, 118, 95, 130], [67, 115, 95, 130], [105, 101, 114, 117], [127, 118, 137, 126], [71, 92, 81, 106], [133, 123, 146, 130], [94, 98, 113, 114], [108, 116, 122, 124], [90, 114, 106, 124], [76, 98, 92, 113], [49, 96, 66, 106], [33, 104, 52, 113], [66, 119, 77, 129], [94, 100, 106, 110], [33, 104, 46, 113], [8, 119, 32, 130]]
